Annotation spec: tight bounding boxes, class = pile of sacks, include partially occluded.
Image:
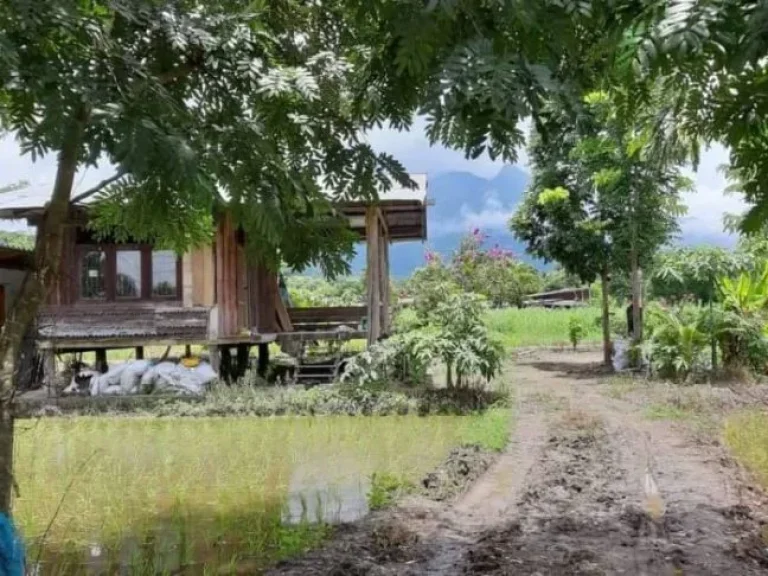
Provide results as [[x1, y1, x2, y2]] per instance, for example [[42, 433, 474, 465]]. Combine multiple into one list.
[[64, 360, 218, 396]]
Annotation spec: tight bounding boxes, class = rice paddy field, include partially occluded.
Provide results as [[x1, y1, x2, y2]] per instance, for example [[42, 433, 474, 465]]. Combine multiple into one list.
[[14, 410, 511, 574], [485, 306, 603, 349]]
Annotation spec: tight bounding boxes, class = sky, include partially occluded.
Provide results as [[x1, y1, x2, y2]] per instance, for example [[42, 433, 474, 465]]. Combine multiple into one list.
[[365, 117, 744, 247], [0, 120, 745, 245]]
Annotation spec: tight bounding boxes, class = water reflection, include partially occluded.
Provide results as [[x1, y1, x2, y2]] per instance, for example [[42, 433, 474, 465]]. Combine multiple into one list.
[[35, 481, 370, 575]]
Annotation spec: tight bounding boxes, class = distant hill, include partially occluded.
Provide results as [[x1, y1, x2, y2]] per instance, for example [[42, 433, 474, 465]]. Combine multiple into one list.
[[0, 230, 34, 251], [350, 165, 534, 277]]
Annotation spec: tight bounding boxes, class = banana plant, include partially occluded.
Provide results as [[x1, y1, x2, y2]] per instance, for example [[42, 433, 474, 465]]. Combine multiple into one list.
[[717, 263, 768, 316], [715, 263, 768, 372], [648, 307, 708, 382]]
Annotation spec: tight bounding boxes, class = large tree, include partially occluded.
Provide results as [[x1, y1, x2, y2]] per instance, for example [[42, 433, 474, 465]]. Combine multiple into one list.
[[512, 91, 691, 365], [0, 0, 692, 517]]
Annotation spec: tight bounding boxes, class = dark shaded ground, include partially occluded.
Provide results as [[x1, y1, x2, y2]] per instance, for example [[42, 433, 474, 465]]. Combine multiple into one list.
[[266, 351, 768, 576]]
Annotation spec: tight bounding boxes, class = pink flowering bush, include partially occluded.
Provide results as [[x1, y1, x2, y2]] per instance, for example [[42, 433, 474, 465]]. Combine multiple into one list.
[[451, 229, 539, 307]]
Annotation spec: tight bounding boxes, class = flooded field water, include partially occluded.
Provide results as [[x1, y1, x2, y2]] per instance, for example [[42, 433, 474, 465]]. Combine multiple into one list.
[[13, 415, 476, 574]]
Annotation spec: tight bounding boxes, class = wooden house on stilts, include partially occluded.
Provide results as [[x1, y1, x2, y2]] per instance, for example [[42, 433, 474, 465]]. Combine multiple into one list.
[[0, 176, 428, 383]]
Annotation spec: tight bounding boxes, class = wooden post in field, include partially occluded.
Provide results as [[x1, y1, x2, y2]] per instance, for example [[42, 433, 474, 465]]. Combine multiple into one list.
[[379, 211, 390, 336], [366, 207, 381, 346]]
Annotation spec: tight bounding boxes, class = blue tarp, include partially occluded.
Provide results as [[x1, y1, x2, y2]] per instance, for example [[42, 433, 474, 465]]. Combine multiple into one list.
[[0, 513, 24, 576]]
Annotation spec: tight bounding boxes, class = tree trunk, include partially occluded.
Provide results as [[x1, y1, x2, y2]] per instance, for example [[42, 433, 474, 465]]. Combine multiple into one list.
[[0, 113, 86, 515], [446, 362, 453, 388], [600, 268, 612, 368], [631, 255, 643, 343]]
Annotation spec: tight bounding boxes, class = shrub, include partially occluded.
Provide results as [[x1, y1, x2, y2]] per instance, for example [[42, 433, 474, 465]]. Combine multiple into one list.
[[568, 316, 586, 349], [428, 292, 504, 387], [343, 292, 503, 390]]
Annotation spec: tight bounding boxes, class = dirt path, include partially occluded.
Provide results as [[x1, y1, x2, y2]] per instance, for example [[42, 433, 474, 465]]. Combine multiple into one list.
[[268, 351, 768, 575]]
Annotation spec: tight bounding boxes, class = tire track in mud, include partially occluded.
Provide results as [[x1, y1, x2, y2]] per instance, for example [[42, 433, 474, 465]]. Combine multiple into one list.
[[417, 394, 550, 575], [463, 353, 768, 575]]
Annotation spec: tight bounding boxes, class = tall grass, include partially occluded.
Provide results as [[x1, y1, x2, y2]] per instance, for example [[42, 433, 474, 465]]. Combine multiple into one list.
[[723, 410, 768, 488], [485, 306, 603, 349], [14, 412, 511, 572]]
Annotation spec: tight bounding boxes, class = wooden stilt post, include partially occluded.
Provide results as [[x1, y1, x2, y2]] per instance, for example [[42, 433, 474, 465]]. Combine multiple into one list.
[[95, 349, 108, 373], [220, 347, 233, 383], [257, 342, 270, 379], [184, 344, 192, 358], [379, 216, 390, 336], [209, 345, 221, 375], [366, 207, 381, 346], [43, 350, 56, 397], [135, 347, 144, 360], [235, 344, 250, 381]]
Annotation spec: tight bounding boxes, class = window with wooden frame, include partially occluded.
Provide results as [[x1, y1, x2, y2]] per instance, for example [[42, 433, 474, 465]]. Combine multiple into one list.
[[77, 245, 181, 302]]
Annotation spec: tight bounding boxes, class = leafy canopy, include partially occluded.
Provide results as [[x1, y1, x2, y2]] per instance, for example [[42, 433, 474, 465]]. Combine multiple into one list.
[[512, 90, 692, 284], [622, 0, 768, 232], [0, 0, 415, 276]]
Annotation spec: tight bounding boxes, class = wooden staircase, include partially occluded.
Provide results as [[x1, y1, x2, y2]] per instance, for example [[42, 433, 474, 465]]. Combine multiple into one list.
[[294, 356, 347, 385]]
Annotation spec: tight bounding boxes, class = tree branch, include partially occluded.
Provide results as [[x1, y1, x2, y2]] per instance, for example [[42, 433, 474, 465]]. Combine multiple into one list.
[[70, 170, 126, 204]]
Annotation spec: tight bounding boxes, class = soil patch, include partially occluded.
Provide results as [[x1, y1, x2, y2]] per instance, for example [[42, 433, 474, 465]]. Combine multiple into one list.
[[267, 512, 431, 576], [420, 446, 496, 502], [268, 445, 499, 575]]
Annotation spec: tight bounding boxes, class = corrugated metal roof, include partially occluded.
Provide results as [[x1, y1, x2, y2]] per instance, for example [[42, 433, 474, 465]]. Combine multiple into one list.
[[377, 174, 427, 203], [37, 305, 209, 341], [0, 174, 428, 219], [0, 183, 56, 213]]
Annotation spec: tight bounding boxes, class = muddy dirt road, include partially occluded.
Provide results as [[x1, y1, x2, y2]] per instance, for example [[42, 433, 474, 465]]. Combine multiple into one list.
[[269, 351, 768, 575]]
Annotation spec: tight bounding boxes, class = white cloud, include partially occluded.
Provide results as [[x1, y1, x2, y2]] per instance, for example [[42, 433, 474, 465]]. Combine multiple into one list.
[[678, 144, 744, 245], [431, 194, 516, 237], [365, 116, 528, 178]]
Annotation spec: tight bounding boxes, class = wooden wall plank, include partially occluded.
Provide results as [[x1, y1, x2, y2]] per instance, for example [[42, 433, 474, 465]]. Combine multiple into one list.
[[236, 242, 249, 331], [182, 252, 194, 306], [248, 259, 278, 334], [366, 206, 381, 345], [380, 223, 390, 335], [191, 245, 215, 306], [215, 214, 239, 337], [274, 290, 293, 332]]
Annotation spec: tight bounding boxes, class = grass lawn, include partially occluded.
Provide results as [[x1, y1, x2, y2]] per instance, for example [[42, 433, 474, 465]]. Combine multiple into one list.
[[723, 410, 768, 489], [15, 409, 511, 573], [485, 306, 603, 349]]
